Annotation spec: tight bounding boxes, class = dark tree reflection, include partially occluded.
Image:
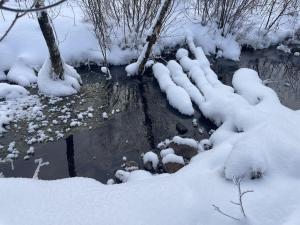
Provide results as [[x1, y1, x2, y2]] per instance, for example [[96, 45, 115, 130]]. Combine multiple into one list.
[[66, 135, 77, 177]]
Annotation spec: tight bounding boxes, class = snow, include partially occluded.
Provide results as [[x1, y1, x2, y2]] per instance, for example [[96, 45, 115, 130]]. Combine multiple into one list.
[[0, 2, 300, 225], [0, 71, 6, 81], [152, 63, 194, 116], [1, 49, 300, 225], [162, 153, 185, 165], [160, 148, 175, 158], [0, 83, 29, 100], [172, 136, 199, 150], [102, 112, 108, 119], [7, 59, 37, 86], [125, 43, 149, 76], [115, 170, 153, 183], [26, 146, 35, 155], [143, 151, 159, 170], [167, 60, 204, 107], [0, 94, 42, 134], [37, 58, 82, 96], [277, 44, 291, 53]]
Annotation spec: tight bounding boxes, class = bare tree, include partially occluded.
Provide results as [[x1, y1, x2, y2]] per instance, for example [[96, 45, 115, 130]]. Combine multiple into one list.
[[0, 0, 67, 42], [126, 0, 173, 76], [0, 0, 67, 79], [81, 0, 111, 65], [81, 0, 164, 67], [35, 0, 64, 78], [259, 0, 299, 35]]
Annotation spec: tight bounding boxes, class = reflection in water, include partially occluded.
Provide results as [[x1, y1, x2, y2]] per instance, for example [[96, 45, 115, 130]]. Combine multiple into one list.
[[214, 48, 300, 110], [66, 135, 77, 177]]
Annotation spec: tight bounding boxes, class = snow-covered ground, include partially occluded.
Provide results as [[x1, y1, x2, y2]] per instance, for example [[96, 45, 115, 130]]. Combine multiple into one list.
[[1, 1, 300, 225]]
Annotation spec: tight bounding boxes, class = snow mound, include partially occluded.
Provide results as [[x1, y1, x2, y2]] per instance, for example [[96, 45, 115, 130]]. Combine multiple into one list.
[[162, 153, 184, 165], [38, 58, 82, 96], [7, 60, 37, 86], [0, 83, 29, 100], [152, 63, 194, 116], [175, 44, 300, 180], [125, 62, 139, 76], [143, 151, 159, 170], [167, 60, 204, 107], [160, 148, 174, 158], [172, 136, 199, 149], [115, 170, 153, 183]]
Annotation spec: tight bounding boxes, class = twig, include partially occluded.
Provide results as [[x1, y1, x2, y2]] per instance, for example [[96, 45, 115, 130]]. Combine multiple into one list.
[[212, 204, 240, 221]]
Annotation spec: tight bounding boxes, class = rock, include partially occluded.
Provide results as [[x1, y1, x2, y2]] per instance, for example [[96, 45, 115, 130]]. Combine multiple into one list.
[[176, 122, 188, 134], [291, 47, 300, 54], [251, 170, 263, 179], [168, 142, 198, 160], [143, 151, 159, 172], [163, 162, 184, 173], [200, 139, 212, 151], [124, 161, 139, 172], [144, 161, 155, 172]]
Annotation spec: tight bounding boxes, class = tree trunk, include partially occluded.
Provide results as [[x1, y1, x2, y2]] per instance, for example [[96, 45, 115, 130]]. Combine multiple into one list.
[[35, 0, 64, 79], [137, 0, 172, 75]]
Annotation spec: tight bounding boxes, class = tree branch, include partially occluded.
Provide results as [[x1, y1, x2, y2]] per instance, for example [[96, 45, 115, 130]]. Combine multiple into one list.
[[0, 0, 67, 13]]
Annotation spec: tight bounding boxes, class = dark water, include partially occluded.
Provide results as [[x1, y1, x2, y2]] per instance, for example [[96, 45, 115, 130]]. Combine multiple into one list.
[[213, 47, 300, 110], [0, 47, 299, 183], [0, 65, 213, 183]]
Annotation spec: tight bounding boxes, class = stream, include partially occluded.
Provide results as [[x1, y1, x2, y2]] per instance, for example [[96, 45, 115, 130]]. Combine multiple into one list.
[[0, 47, 299, 183]]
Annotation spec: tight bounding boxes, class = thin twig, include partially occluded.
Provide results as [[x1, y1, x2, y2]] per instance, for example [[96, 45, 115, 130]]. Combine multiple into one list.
[[212, 204, 240, 221]]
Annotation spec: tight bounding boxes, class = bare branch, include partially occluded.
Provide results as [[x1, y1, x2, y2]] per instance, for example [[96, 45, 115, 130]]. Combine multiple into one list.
[[212, 204, 240, 221], [0, 0, 67, 13]]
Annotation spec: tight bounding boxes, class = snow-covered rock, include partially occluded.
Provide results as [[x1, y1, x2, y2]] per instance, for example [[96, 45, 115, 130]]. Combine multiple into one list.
[[160, 148, 175, 158], [115, 170, 152, 183], [168, 136, 199, 160], [162, 153, 185, 173], [143, 151, 159, 171]]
